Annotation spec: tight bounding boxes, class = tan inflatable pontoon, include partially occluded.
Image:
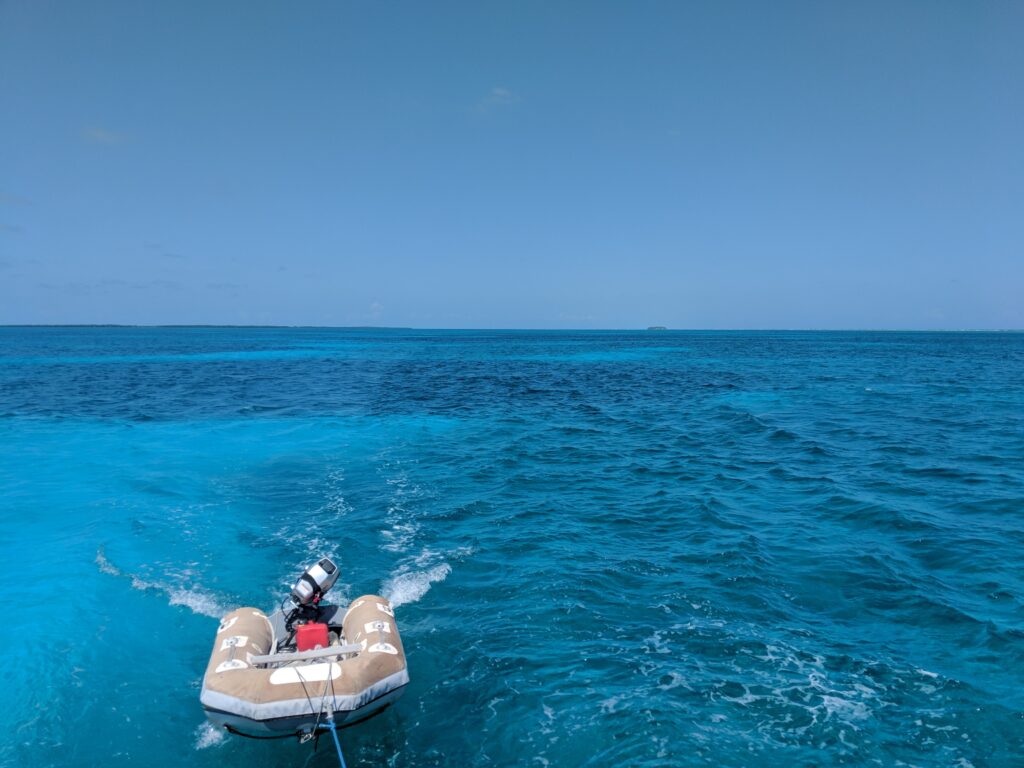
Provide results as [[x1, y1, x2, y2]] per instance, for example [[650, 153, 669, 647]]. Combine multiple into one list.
[[200, 559, 408, 738]]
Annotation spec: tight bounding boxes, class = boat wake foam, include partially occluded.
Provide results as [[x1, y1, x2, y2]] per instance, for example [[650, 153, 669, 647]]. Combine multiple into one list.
[[382, 562, 451, 608], [95, 547, 122, 576], [134, 577, 229, 618], [193, 722, 226, 750], [95, 547, 230, 619]]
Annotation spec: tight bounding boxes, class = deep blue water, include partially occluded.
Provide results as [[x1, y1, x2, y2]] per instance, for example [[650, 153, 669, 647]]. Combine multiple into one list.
[[1, 328, 1023, 767]]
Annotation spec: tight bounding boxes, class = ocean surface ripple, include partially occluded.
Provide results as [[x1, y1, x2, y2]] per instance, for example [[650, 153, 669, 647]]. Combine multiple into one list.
[[1, 328, 1022, 766]]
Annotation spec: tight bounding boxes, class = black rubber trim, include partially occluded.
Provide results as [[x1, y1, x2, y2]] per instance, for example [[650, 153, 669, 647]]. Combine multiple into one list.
[[223, 724, 297, 740]]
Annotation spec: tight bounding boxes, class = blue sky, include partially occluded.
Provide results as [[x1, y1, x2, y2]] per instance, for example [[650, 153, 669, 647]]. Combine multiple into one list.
[[1, 2, 1021, 328]]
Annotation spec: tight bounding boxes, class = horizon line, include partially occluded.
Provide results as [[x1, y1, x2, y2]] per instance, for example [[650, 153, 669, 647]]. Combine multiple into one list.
[[1, 324, 1022, 333]]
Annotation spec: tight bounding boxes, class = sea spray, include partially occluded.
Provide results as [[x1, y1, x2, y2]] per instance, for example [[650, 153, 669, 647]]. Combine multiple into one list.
[[193, 722, 226, 750], [96, 547, 230, 619], [382, 563, 452, 608]]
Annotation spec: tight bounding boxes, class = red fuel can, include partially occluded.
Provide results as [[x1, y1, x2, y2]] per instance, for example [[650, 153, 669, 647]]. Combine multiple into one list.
[[296, 622, 329, 651]]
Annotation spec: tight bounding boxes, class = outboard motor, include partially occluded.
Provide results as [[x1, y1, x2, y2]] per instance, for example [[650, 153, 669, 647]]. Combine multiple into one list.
[[291, 557, 339, 606], [284, 557, 340, 645]]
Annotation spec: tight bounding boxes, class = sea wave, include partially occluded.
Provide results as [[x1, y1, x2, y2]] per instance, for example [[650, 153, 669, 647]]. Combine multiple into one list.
[[95, 547, 229, 619], [9, 329, 1023, 767], [382, 563, 452, 608], [95, 547, 122, 576]]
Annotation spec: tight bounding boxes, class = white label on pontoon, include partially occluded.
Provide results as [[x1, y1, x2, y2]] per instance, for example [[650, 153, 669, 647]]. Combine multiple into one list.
[[221, 635, 248, 651], [368, 642, 398, 655], [364, 621, 391, 635], [218, 616, 239, 633], [269, 663, 341, 686], [215, 659, 249, 673], [376, 602, 394, 617]]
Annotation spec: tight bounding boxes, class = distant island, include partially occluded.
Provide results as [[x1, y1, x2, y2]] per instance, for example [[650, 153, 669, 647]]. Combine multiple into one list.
[[647, 326, 668, 331]]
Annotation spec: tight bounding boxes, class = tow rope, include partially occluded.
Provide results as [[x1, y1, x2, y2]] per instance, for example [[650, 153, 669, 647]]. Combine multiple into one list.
[[322, 714, 348, 768]]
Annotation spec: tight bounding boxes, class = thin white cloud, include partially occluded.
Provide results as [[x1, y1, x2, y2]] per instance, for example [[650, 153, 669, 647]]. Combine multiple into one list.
[[0, 192, 32, 206], [83, 126, 127, 145], [36, 278, 182, 294], [475, 86, 522, 112], [142, 240, 184, 260]]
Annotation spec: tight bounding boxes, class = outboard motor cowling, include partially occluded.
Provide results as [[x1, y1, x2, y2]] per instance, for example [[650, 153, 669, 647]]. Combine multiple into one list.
[[290, 557, 339, 606]]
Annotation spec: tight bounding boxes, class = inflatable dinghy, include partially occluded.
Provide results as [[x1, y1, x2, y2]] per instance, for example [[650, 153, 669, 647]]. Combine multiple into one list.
[[200, 558, 408, 738]]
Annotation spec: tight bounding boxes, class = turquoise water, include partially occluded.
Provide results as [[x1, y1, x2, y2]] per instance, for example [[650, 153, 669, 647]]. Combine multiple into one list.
[[1, 328, 1023, 767]]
